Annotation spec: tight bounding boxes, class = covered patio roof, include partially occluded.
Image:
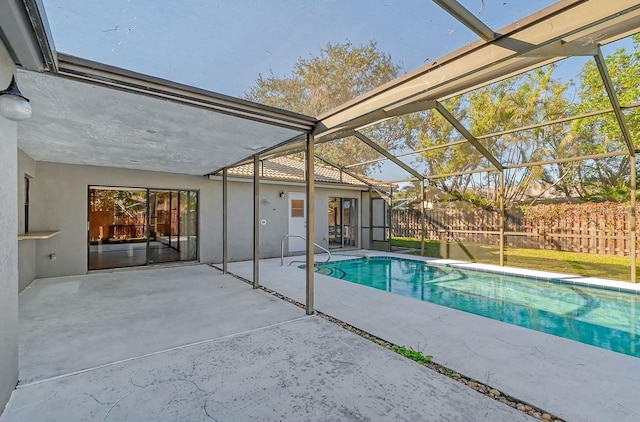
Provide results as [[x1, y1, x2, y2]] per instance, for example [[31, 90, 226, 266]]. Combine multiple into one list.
[[16, 54, 316, 176]]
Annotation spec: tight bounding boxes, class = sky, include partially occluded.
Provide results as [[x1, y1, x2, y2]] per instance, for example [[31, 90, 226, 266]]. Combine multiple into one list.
[[41, 0, 560, 98]]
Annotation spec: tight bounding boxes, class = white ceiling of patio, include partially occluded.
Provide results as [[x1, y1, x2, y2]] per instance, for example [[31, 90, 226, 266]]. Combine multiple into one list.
[[16, 59, 314, 176]]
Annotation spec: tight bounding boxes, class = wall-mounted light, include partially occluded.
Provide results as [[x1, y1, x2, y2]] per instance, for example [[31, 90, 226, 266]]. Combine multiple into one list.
[[0, 76, 31, 121], [279, 191, 285, 198]]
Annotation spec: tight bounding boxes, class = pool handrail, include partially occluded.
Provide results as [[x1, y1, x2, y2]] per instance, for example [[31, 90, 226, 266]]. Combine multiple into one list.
[[280, 234, 331, 266]]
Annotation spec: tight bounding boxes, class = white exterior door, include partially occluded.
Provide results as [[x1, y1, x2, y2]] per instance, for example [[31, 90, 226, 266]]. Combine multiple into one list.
[[288, 192, 306, 252]]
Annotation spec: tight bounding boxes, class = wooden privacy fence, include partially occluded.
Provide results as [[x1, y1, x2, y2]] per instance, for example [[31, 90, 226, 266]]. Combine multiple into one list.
[[391, 202, 638, 257]]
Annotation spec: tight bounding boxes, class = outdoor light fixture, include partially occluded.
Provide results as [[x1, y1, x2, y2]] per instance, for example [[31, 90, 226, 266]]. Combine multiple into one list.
[[0, 76, 31, 121], [279, 191, 285, 198]]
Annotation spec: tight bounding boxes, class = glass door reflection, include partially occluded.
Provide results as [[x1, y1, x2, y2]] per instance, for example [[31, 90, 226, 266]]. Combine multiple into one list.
[[328, 197, 358, 249], [88, 188, 148, 270], [343, 198, 358, 247], [149, 190, 180, 264], [89, 187, 198, 270]]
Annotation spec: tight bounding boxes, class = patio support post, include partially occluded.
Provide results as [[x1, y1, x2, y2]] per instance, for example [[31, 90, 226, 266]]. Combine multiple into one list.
[[305, 133, 315, 314], [420, 181, 426, 256], [499, 170, 505, 266], [389, 183, 393, 252], [631, 157, 637, 283], [253, 155, 260, 289], [222, 168, 228, 274], [369, 186, 373, 249]]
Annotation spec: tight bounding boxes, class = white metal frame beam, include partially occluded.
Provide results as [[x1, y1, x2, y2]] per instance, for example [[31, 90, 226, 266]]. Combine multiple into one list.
[[353, 131, 425, 181], [56, 54, 317, 133], [432, 0, 496, 42], [434, 102, 503, 171], [593, 48, 637, 156]]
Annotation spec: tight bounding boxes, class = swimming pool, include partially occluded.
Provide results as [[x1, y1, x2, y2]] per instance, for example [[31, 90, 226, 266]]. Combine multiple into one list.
[[312, 256, 640, 358]]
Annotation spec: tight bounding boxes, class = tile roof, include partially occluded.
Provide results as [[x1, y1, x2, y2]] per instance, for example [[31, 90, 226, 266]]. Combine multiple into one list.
[[228, 156, 378, 187]]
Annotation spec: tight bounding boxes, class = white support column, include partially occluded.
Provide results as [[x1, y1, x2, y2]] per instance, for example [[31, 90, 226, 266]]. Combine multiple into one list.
[[222, 168, 228, 274], [369, 186, 373, 250], [253, 155, 260, 289], [305, 133, 315, 314]]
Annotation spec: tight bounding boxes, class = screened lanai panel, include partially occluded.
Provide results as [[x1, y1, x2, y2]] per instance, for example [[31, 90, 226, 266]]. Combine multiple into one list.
[[476, 113, 625, 179], [315, 129, 425, 182], [456, 0, 558, 32], [622, 108, 640, 150], [393, 174, 501, 265], [41, 0, 480, 104], [419, 142, 492, 180], [315, 136, 387, 175], [600, 33, 640, 150], [599, 34, 640, 104], [442, 58, 610, 139], [365, 111, 467, 167], [503, 160, 634, 281], [403, 108, 464, 149]]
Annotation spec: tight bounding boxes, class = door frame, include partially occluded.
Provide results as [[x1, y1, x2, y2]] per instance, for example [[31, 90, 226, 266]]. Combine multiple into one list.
[[328, 196, 359, 249], [287, 191, 306, 253], [87, 185, 200, 270]]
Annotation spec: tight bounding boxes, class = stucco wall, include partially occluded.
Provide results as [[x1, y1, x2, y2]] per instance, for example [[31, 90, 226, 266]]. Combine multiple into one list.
[[31, 162, 221, 278], [18, 149, 36, 291], [27, 162, 369, 277], [0, 41, 19, 413], [224, 181, 365, 261]]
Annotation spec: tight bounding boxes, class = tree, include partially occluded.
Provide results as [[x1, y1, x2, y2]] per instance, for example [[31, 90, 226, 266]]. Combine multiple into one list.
[[245, 40, 402, 173], [408, 66, 572, 207], [566, 34, 640, 201]]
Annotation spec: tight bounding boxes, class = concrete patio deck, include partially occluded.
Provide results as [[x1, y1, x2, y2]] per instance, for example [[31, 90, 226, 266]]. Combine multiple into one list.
[[1, 264, 532, 421], [226, 252, 640, 422]]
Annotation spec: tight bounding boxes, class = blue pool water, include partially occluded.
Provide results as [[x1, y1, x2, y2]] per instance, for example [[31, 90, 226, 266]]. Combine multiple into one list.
[[313, 256, 640, 358]]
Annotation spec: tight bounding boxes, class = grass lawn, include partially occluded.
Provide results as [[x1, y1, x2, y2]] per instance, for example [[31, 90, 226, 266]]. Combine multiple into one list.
[[392, 237, 634, 282]]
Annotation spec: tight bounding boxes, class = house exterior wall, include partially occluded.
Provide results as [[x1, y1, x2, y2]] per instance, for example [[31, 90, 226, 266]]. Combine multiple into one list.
[[20, 161, 369, 279], [224, 182, 366, 261], [0, 40, 19, 414], [29, 161, 221, 278]]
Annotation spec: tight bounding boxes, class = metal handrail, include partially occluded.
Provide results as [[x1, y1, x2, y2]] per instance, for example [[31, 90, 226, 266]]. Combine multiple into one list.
[[280, 234, 331, 266]]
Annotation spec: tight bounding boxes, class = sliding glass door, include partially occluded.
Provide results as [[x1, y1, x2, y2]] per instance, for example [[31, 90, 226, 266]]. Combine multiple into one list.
[[149, 190, 198, 264], [88, 186, 198, 270], [328, 197, 358, 249]]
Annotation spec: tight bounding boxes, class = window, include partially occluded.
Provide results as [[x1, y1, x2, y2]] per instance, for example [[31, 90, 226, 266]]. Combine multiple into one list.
[[291, 199, 304, 217]]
